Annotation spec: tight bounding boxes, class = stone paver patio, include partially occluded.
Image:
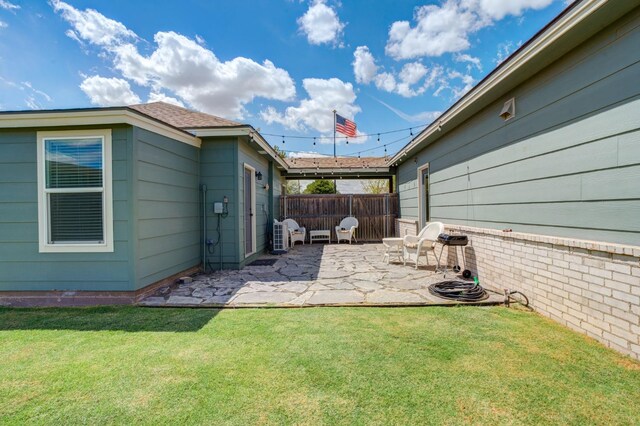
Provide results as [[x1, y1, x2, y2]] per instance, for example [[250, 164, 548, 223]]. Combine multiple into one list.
[[140, 243, 503, 307]]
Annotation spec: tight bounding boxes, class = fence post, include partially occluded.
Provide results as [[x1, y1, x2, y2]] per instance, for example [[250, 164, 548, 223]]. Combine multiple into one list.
[[349, 194, 352, 217], [283, 195, 287, 219]]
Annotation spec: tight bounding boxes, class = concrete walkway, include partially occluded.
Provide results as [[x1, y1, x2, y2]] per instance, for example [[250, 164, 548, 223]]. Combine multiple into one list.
[[140, 243, 503, 307]]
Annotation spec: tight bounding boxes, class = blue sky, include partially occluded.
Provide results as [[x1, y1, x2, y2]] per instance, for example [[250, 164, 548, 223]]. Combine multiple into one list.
[[0, 0, 568, 158]]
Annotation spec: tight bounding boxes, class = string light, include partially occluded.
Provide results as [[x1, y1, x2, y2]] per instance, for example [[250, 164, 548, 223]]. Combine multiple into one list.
[[277, 132, 412, 161], [282, 135, 285, 144], [260, 123, 427, 142], [313, 137, 316, 145], [377, 133, 380, 143]]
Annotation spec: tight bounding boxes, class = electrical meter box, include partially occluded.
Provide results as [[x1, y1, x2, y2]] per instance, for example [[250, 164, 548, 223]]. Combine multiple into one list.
[[213, 202, 224, 214]]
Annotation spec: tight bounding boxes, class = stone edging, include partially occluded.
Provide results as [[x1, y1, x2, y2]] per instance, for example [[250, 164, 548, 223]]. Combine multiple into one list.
[[445, 224, 640, 258]]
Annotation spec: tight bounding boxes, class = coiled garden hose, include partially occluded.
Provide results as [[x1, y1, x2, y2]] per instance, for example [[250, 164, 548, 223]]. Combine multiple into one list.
[[428, 280, 489, 302]]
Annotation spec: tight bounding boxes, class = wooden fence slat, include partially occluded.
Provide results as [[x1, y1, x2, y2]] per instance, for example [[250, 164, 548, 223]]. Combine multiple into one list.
[[280, 194, 399, 242]]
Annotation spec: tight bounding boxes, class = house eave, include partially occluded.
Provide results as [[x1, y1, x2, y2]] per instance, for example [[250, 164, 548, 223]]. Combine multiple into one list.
[[0, 108, 201, 147], [189, 126, 290, 170], [388, 0, 628, 166]]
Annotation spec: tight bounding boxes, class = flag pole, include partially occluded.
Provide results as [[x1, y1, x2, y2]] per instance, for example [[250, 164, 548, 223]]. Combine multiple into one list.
[[333, 109, 337, 194], [333, 109, 336, 158]]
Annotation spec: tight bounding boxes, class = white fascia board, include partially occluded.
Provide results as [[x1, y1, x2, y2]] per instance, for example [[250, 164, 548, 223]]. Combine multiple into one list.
[[0, 109, 201, 147], [388, 0, 607, 165], [190, 126, 290, 171]]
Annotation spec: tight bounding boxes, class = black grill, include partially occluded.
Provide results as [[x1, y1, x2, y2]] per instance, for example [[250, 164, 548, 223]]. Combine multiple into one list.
[[437, 233, 468, 246]]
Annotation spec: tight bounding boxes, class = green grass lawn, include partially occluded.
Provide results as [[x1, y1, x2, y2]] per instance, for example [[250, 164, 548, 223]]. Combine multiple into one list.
[[1, 306, 639, 425]]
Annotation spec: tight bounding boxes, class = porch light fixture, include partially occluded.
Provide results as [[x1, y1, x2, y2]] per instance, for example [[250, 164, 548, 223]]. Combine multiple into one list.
[[500, 98, 516, 121], [255, 171, 263, 181]]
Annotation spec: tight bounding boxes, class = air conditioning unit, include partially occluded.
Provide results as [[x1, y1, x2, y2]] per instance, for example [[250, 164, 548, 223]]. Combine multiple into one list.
[[272, 221, 289, 254]]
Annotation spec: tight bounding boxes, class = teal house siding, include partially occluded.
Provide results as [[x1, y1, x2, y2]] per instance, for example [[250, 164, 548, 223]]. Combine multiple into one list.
[[133, 127, 201, 289], [0, 126, 133, 291], [397, 9, 640, 246], [199, 137, 240, 269]]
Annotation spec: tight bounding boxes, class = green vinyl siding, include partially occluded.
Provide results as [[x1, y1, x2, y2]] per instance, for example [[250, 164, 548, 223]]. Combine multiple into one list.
[[397, 9, 640, 246], [134, 127, 200, 289], [0, 126, 133, 291]]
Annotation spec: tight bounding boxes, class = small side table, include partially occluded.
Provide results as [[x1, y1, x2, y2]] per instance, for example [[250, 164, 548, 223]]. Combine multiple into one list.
[[382, 237, 404, 264], [310, 230, 331, 244]]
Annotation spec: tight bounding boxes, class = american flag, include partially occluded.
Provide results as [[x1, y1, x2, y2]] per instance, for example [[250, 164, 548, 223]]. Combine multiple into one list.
[[335, 114, 357, 138]]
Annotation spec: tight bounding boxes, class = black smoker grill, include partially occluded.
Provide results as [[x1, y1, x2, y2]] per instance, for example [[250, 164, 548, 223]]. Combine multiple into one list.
[[436, 233, 471, 278]]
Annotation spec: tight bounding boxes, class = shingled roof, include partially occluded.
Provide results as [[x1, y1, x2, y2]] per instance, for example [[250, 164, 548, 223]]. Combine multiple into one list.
[[129, 102, 241, 129], [286, 156, 388, 169]]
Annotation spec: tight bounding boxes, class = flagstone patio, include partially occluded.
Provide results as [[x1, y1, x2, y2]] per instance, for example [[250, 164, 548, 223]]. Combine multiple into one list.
[[139, 243, 503, 307]]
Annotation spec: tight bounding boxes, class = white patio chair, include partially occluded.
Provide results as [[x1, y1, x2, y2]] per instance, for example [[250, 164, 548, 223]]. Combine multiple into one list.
[[335, 217, 358, 244], [282, 218, 306, 245], [403, 221, 444, 269]]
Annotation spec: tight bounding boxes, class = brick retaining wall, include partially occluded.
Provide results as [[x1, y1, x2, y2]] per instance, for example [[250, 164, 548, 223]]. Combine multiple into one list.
[[445, 224, 640, 360]]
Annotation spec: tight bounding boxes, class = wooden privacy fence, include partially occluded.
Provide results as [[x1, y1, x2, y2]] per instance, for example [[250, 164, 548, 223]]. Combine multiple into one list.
[[280, 194, 399, 242]]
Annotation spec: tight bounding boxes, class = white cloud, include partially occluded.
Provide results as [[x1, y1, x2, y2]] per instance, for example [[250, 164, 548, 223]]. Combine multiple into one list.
[[478, 0, 554, 20], [385, 0, 554, 60], [297, 0, 345, 46], [111, 32, 296, 118], [395, 62, 429, 97], [22, 81, 52, 102], [0, 0, 19, 12], [354, 44, 451, 98], [447, 70, 475, 98], [374, 72, 396, 93], [398, 62, 428, 86], [352, 46, 378, 84], [454, 53, 482, 72], [25, 96, 41, 110], [494, 41, 515, 64], [386, 1, 483, 60], [148, 91, 185, 107], [376, 98, 441, 124], [0, 76, 53, 109], [51, 0, 137, 47], [260, 77, 360, 136], [79, 75, 141, 106], [53, 1, 296, 119], [0, 20, 6, 28]]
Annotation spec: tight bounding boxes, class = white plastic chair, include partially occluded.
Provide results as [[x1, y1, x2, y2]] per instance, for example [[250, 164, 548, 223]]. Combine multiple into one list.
[[282, 218, 306, 245], [403, 221, 444, 269], [335, 217, 358, 244]]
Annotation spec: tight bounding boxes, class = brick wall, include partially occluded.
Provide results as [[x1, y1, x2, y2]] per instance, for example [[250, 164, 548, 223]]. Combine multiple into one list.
[[444, 225, 640, 360], [396, 218, 419, 237]]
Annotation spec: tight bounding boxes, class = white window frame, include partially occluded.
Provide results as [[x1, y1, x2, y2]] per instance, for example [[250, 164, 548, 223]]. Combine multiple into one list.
[[37, 129, 114, 253], [417, 162, 430, 229]]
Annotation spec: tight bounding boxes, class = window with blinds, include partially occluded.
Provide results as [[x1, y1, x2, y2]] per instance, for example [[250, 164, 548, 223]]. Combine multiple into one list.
[[45, 138, 104, 243], [37, 130, 113, 253]]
